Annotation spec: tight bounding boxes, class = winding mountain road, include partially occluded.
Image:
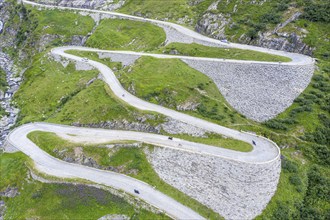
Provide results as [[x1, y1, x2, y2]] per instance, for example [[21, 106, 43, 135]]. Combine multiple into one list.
[[5, 1, 314, 219]]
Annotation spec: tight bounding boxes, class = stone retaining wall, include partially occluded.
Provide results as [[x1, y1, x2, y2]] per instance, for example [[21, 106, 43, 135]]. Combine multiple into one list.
[[146, 147, 281, 219], [183, 59, 314, 121]]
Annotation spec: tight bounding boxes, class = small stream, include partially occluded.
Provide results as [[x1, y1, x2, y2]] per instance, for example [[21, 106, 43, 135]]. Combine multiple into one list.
[[0, 52, 22, 147]]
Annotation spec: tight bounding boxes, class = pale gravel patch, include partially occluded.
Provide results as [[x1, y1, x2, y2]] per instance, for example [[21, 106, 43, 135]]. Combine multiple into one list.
[[98, 214, 129, 220], [75, 60, 95, 71], [56, 133, 114, 145], [161, 118, 207, 137], [97, 52, 140, 66], [51, 53, 69, 68]]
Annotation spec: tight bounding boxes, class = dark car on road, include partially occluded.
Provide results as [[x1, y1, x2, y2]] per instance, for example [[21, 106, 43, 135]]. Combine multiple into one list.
[[134, 189, 140, 194]]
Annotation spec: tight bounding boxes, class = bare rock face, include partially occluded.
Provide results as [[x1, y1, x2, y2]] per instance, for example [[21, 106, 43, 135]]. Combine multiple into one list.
[[0, 20, 3, 34], [0, 187, 19, 198], [248, 32, 314, 56], [195, 12, 230, 41], [0, 200, 5, 220], [195, 7, 314, 56], [31, 0, 125, 11], [0, 1, 17, 49]]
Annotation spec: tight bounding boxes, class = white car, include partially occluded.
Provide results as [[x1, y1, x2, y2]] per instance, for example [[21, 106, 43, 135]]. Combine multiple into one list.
[[82, 57, 88, 62]]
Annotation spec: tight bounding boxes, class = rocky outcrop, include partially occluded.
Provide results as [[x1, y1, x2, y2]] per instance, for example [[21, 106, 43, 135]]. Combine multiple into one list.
[[0, 53, 21, 148], [195, 9, 314, 55], [31, 0, 126, 11], [238, 12, 314, 56], [0, 21, 3, 34], [0, 187, 19, 198], [0, 1, 22, 148], [0, 200, 5, 220], [0, 187, 20, 220], [195, 12, 229, 41], [242, 32, 314, 56], [0, 1, 17, 49], [72, 119, 162, 134], [54, 145, 142, 175], [146, 146, 281, 220], [36, 34, 88, 52]]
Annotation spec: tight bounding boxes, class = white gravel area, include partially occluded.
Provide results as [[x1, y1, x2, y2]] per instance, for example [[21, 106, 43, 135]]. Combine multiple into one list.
[[161, 118, 207, 137], [75, 61, 94, 71]]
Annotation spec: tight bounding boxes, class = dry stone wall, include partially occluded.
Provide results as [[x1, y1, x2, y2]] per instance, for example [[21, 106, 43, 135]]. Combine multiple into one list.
[[146, 147, 281, 220], [31, 0, 125, 11], [183, 59, 314, 122]]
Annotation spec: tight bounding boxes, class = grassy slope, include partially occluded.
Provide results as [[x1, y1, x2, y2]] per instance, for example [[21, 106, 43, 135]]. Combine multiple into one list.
[[28, 131, 223, 220], [67, 50, 253, 152], [118, 0, 215, 25], [216, 0, 282, 40], [0, 68, 7, 92], [255, 4, 330, 218], [48, 80, 140, 124], [14, 51, 163, 126], [0, 106, 6, 118], [118, 56, 247, 124], [255, 149, 309, 220], [14, 52, 99, 124], [3, 3, 95, 65], [0, 153, 168, 220], [86, 19, 166, 51], [118, 0, 194, 22], [0, 54, 8, 119], [157, 42, 291, 62], [34, 9, 94, 38]]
